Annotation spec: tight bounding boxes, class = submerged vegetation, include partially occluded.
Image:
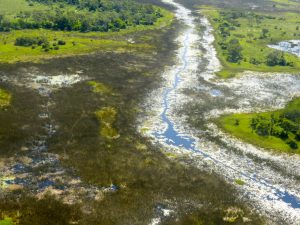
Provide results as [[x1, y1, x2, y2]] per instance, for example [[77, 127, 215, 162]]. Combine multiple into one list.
[[96, 107, 119, 139], [217, 98, 300, 154], [201, 6, 300, 77], [88, 81, 112, 94], [0, 89, 11, 108]]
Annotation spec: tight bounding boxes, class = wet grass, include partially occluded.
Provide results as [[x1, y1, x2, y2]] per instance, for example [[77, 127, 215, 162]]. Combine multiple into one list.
[[216, 98, 300, 154], [0, 88, 11, 108], [87, 81, 112, 95], [0, 4, 264, 225], [0, 83, 42, 156], [201, 6, 300, 78], [96, 107, 119, 139], [0, 194, 81, 225]]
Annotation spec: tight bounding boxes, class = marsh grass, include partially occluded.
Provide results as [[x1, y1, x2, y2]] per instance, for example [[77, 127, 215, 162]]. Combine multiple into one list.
[[96, 107, 119, 139], [0, 6, 264, 225], [0, 88, 11, 108], [87, 81, 112, 95]]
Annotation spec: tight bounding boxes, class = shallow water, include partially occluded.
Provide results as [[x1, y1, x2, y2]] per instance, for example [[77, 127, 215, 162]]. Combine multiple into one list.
[[146, 0, 300, 224], [268, 40, 300, 57]]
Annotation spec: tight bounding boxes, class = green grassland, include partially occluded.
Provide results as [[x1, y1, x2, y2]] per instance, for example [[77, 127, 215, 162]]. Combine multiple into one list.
[[216, 98, 300, 154], [0, 0, 173, 64], [0, 217, 13, 225], [0, 0, 48, 15], [201, 6, 300, 78]]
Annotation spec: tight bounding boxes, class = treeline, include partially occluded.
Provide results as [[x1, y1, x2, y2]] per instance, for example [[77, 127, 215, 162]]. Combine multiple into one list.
[[249, 108, 300, 150], [0, 0, 162, 32]]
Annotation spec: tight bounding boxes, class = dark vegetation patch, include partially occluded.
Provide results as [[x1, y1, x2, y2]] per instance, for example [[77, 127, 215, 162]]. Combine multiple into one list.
[[0, 82, 42, 156], [0, 194, 81, 225]]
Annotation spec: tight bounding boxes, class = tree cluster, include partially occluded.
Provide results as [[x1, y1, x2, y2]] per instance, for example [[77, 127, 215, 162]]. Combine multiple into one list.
[[250, 112, 299, 150], [265, 50, 293, 67], [0, 0, 162, 32], [15, 36, 66, 51]]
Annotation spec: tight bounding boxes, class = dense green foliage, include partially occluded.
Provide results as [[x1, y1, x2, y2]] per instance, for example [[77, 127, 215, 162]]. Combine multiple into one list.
[[266, 50, 292, 66], [14, 36, 67, 51], [0, 0, 163, 32], [226, 38, 243, 63], [250, 113, 299, 149]]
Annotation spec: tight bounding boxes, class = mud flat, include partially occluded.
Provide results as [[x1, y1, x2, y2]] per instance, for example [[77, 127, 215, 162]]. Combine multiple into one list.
[[139, 0, 300, 224]]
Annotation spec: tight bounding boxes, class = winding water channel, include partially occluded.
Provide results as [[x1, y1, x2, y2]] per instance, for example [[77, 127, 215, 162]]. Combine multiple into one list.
[[145, 0, 300, 224]]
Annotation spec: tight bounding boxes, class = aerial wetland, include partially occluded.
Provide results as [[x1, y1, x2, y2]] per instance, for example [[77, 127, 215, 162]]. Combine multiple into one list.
[[0, 0, 300, 225]]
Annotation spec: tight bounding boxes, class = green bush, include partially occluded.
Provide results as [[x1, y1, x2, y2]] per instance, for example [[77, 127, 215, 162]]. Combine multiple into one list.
[[15, 36, 47, 47], [57, 40, 66, 45]]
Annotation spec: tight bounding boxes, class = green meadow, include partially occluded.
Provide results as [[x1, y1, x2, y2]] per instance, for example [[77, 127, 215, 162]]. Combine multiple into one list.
[[216, 98, 300, 154], [201, 6, 300, 78], [0, 0, 173, 64]]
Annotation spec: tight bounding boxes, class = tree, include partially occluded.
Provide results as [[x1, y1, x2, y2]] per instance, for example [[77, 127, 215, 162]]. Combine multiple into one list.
[[261, 28, 269, 38], [287, 140, 298, 149], [226, 38, 243, 63], [266, 51, 287, 66]]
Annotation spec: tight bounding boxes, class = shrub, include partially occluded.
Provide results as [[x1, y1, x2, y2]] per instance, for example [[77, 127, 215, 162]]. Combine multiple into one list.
[[57, 40, 66, 45], [266, 51, 287, 66], [249, 57, 261, 65], [15, 36, 47, 47], [15, 37, 37, 47], [226, 39, 243, 63], [287, 140, 298, 150]]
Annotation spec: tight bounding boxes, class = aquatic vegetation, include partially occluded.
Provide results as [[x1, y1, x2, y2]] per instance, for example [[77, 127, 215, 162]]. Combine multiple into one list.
[[235, 179, 245, 186], [88, 81, 112, 95], [0, 176, 15, 190], [223, 207, 244, 223], [0, 89, 11, 108], [95, 107, 119, 139]]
